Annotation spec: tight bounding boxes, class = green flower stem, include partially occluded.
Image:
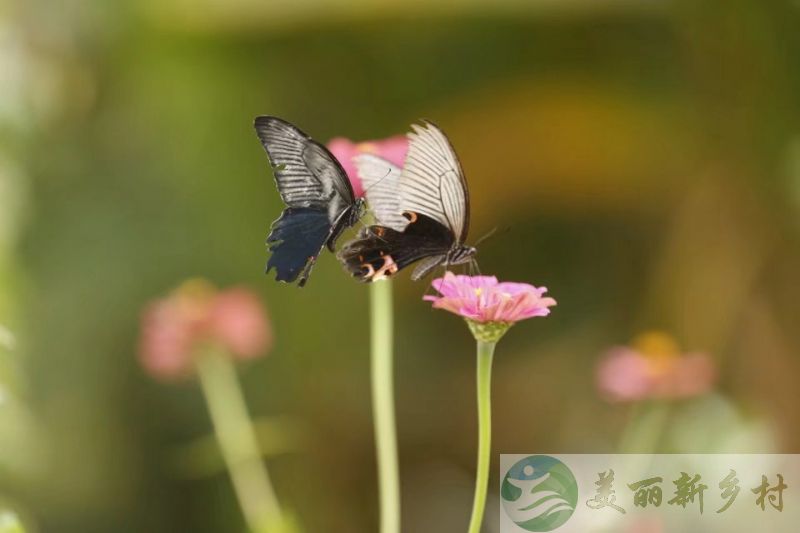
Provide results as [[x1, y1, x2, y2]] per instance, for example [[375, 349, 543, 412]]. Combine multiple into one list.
[[467, 340, 496, 533], [617, 400, 671, 454], [370, 280, 400, 533], [196, 347, 282, 533]]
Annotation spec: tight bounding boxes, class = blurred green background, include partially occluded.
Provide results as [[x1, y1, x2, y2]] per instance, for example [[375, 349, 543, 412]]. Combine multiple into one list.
[[1, 0, 800, 532]]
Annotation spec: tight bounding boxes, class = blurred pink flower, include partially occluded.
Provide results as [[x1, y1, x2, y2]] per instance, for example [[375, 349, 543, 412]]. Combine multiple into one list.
[[138, 280, 272, 380], [597, 332, 716, 403], [327, 135, 408, 197], [424, 272, 556, 324], [625, 516, 664, 533]]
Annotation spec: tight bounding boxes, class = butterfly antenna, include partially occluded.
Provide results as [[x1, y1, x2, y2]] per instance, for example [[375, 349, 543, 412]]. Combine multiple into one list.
[[361, 166, 394, 195], [473, 226, 501, 247]]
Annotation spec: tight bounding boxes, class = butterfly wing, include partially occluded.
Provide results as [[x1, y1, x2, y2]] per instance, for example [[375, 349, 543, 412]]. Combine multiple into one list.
[[339, 122, 474, 282], [338, 213, 453, 282], [255, 116, 357, 285], [354, 153, 408, 231], [303, 141, 357, 222], [254, 116, 355, 210], [410, 254, 447, 281], [266, 208, 332, 287], [398, 121, 470, 242]]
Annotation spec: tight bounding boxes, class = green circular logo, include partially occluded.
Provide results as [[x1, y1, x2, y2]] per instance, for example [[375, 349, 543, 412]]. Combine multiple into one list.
[[501, 455, 578, 531]]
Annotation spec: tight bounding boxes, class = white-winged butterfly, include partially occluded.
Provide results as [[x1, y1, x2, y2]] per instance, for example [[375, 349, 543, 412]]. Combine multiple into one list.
[[338, 120, 477, 282], [255, 116, 366, 286]]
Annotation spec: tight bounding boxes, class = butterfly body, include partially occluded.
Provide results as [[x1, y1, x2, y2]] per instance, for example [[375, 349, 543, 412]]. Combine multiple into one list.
[[340, 211, 476, 282], [255, 116, 363, 286], [339, 121, 477, 282], [327, 198, 366, 252]]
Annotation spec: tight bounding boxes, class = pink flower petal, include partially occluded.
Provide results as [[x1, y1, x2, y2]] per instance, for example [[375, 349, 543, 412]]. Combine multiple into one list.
[[597, 348, 654, 402], [208, 288, 273, 360], [425, 271, 555, 324], [655, 352, 716, 399], [327, 138, 362, 196], [138, 300, 196, 380], [327, 135, 408, 198], [596, 340, 717, 403], [138, 281, 272, 381]]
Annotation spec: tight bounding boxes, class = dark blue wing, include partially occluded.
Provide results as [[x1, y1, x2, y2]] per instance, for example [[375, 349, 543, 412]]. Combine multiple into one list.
[[267, 207, 337, 287], [256, 116, 361, 286]]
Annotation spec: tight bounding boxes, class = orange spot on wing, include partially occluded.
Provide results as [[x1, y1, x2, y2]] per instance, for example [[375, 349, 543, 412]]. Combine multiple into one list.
[[403, 211, 418, 223], [360, 263, 376, 278], [372, 255, 399, 281]]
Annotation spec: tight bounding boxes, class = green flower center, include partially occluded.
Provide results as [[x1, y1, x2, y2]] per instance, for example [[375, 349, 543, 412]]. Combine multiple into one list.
[[466, 320, 513, 343]]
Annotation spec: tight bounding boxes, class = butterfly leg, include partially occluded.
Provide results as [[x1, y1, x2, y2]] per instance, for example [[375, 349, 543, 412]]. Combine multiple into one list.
[[469, 257, 482, 276], [422, 261, 449, 302]]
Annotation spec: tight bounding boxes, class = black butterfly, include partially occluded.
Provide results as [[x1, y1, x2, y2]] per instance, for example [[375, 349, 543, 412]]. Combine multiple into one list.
[[255, 116, 365, 286], [338, 121, 476, 282]]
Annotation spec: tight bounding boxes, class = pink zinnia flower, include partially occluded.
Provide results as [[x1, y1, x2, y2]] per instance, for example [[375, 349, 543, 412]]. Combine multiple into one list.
[[327, 135, 408, 197], [424, 272, 556, 342], [596, 331, 716, 403], [138, 279, 272, 380], [625, 517, 664, 533]]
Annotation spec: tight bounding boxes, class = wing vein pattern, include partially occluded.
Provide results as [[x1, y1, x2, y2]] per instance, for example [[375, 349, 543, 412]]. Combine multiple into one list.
[[355, 153, 408, 231], [255, 115, 359, 286], [398, 122, 469, 241], [254, 116, 354, 214]]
